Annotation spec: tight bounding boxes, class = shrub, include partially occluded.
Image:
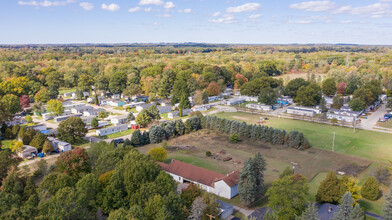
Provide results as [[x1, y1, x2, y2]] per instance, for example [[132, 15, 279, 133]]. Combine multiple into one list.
[[371, 166, 390, 185], [361, 177, 379, 201], [279, 166, 294, 179], [25, 115, 33, 123], [229, 133, 241, 143], [161, 140, 168, 149], [206, 151, 212, 157], [148, 147, 167, 162]]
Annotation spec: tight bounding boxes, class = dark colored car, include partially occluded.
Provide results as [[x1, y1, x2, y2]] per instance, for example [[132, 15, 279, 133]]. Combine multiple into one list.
[[113, 138, 124, 144], [384, 114, 392, 120]]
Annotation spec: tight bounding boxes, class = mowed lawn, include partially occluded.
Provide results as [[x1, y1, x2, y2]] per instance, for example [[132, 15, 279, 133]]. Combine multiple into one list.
[[217, 112, 392, 163]]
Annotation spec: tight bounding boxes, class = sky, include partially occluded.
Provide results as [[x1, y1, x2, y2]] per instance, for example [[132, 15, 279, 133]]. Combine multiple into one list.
[[1, 0, 392, 44]]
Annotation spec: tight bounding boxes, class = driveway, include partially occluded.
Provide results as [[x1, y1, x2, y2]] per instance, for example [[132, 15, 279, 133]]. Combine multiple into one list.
[[360, 103, 392, 133]]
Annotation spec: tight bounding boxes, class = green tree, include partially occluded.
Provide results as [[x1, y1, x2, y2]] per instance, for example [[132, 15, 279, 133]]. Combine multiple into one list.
[[147, 105, 161, 120], [353, 88, 374, 106], [284, 78, 310, 98], [109, 72, 127, 94], [266, 174, 309, 219], [171, 79, 189, 105], [34, 87, 50, 103], [322, 78, 337, 96], [1, 94, 21, 114], [0, 150, 19, 186], [194, 90, 208, 105], [333, 192, 354, 220], [279, 166, 294, 179], [131, 129, 142, 146], [361, 177, 379, 201], [229, 133, 241, 143], [30, 132, 47, 150], [258, 87, 278, 105], [349, 98, 365, 112], [42, 140, 53, 154], [77, 74, 94, 91], [316, 171, 344, 204], [38, 172, 73, 196], [383, 186, 392, 219], [349, 205, 364, 220], [298, 203, 320, 220], [332, 95, 344, 109], [294, 84, 322, 106], [179, 94, 191, 116], [98, 110, 108, 119], [91, 117, 99, 128], [149, 125, 166, 144], [57, 117, 88, 144], [239, 158, 258, 206], [189, 196, 206, 220], [127, 112, 135, 122], [46, 99, 64, 115], [136, 109, 152, 127]]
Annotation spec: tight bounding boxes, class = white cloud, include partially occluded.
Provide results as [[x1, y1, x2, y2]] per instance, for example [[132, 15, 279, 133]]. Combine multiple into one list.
[[289, 1, 336, 12], [128, 6, 141, 13], [289, 20, 313, 24], [178, 8, 192, 13], [18, 0, 76, 7], [212, 11, 221, 17], [340, 20, 352, 24], [249, 14, 261, 19], [79, 2, 94, 11], [226, 3, 260, 13], [158, 13, 171, 18], [101, 3, 120, 12], [210, 15, 236, 24], [164, 1, 175, 9], [332, 3, 391, 18], [139, 0, 164, 6], [144, 7, 152, 12]]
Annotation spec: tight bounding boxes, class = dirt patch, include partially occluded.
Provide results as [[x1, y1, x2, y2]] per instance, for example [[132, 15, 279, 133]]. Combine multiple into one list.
[[339, 163, 368, 177], [147, 130, 371, 181]]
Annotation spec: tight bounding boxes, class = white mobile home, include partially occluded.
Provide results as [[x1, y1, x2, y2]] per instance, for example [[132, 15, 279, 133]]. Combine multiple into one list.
[[110, 116, 128, 125], [136, 103, 156, 112], [96, 124, 128, 136], [168, 109, 192, 119], [226, 98, 245, 106], [246, 103, 273, 111], [239, 96, 258, 102], [327, 109, 362, 122], [287, 106, 322, 116], [192, 104, 211, 112], [47, 137, 72, 152], [83, 108, 105, 117], [70, 105, 93, 114], [18, 145, 38, 158], [208, 96, 219, 102]]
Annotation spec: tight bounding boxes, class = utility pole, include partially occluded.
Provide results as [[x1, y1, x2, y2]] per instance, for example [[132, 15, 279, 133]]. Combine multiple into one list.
[[353, 116, 356, 133], [332, 132, 336, 152], [206, 214, 216, 220]]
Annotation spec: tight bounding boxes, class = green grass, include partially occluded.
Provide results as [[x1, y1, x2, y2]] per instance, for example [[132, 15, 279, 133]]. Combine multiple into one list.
[[73, 139, 90, 148], [114, 106, 125, 110], [99, 129, 135, 139], [1, 140, 13, 149], [308, 172, 329, 202], [216, 112, 392, 163], [21, 123, 37, 127], [168, 153, 229, 174], [59, 88, 76, 94], [377, 120, 392, 129]]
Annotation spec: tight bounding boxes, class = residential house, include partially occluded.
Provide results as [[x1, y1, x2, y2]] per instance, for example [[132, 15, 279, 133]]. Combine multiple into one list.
[[327, 109, 362, 122], [192, 104, 211, 112], [133, 96, 149, 102], [123, 102, 145, 109], [18, 145, 38, 158], [380, 94, 387, 102], [276, 97, 293, 105], [111, 94, 121, 99], [323, 96, 334, 109], [47, 137, 72, 152], [246, 103, 273, 111], [54, 114, 82, 123], [158, 106, 172, 114], [239, 96, 258, 102], [42, 113, 54, 121], [106, 99, 125, 107], [208, 96, 219, 102], [5, 116, 27, 126], [96, 124, 128, 136], [83, 108, 105, 117], [157, 159, 239, 199], [226, 98, 245, 106], [168, 109, 192, 119], [63, 92, 75, 99], [27, 124, 47, 132], [111, 116, 128, 125], [136, 103, 156, 112], [70, 104, 93, 114], [287, 106, 322, 117], [81, 116, 96, 124], [87, 120, 109, 129]]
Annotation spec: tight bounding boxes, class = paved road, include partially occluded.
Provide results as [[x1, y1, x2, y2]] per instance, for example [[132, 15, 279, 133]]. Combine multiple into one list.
[[359, 103, 392, 133]]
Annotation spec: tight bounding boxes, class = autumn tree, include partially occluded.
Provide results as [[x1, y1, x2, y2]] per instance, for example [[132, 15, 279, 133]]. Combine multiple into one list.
[[56, 147, 91, 180], [1, 94, 21, 114], [205, 82, 220, 96], [148, 147, 167, 162], [19, 95, 30, 109], [194, 90, 208, 105]]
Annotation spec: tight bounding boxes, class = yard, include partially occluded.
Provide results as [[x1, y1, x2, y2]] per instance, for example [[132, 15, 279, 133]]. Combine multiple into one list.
[[377, 119, 392, 129], [59, 88, 76, 94], [216, 112, 392, 163], [98, 128, 135, 139]]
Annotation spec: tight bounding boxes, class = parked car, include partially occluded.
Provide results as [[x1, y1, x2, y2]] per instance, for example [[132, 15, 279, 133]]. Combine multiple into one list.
[[113, 138, 124, 144], [384, 114, 392, 120], [37, 153, 45, 158], [379, 117, 387, 122]]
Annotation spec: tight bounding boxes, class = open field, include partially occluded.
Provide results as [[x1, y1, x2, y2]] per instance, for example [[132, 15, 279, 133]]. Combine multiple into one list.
[[217, 111, 392, 163], [98, 129, 135, 139], [59, 88, 76, 94], [273, 72, 327, 84]]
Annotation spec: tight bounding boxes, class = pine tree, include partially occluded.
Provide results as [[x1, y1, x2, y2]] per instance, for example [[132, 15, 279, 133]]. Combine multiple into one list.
[[361, 177, 379, 201], [219, 119, 226, 133], [272, 129, 280, 144], [383, 186, 392, 219], [175, 120, 185, 135], [298, 203, 320, 220], [131, 129, 142, 146], [188, 197, 206, 220], [266, 127, 274, 143], [333, 192, 354, 220], [149, 125, 165, 143], [141, 131, 150, 145], [164, 121, 176, 138], [224, 120, 231, 134], [316, 171, 343, 204], [349, 205, 364, 220], [239, 122, 247, 137], [239, 158, 258, 206], [253, 152, 267, 193]]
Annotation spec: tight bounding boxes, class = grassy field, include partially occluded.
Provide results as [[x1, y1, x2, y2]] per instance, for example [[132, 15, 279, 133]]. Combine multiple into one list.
[[59, 88, 76, 94], [216, 112, 392, 163], [1, 140, 13, 149], [99, 129, 135, 139], [377, 120, 392, 129]]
